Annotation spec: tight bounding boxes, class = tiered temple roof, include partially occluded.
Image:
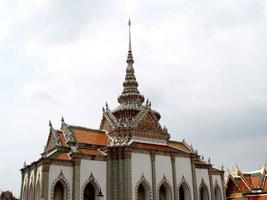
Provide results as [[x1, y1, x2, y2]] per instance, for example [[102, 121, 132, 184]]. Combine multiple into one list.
[[226, 165, 267, 199], [22, 20, 221, 175]]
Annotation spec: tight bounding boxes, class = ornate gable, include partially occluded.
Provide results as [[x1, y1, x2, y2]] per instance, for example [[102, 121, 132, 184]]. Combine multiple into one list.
[[137, 111, 161, 131], [45, 121, 61, 152]]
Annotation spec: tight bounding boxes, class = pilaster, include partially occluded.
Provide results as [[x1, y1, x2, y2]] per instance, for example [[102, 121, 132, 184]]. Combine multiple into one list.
[[190, 156, 198, 200], [20, 169, 25, 200], [124, 148, 132, 200], [107, 147, 132, 200], [150, 153, 156, 200], [33, 165, 37, 200], [72, 157, 81, 200], [119, 148, 124, 200], [106, 151, 112, 200], [220, 172, 226, 200], [171, 154, 177, 200], [41, 160, 50, 200], [208, 166, 214, 200], [26, 169, 30, 200]]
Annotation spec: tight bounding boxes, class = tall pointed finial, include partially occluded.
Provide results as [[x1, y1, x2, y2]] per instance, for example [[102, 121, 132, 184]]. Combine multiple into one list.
[[117, 19, 144, 105], [127, 18, 134, 65], [128, 19, 132, 52]]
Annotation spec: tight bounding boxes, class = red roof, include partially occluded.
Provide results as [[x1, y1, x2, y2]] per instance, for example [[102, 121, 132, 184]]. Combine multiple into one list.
[[70, 127, 107, 146], [80, 149, 105, 157]]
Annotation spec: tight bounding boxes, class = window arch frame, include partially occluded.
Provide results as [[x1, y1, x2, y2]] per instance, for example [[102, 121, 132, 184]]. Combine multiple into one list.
[[50, 171, 70, 200], [177, 176, 192, 200], [135, 174, 152, 200], [157, 176, 173, 200], [199, 179, 210, 200], [214, 181, 222, 200], [81, 173, 102, 200]]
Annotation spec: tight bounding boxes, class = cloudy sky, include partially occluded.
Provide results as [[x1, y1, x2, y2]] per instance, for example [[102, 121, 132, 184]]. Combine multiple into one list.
[[1, 0, 267, 196]]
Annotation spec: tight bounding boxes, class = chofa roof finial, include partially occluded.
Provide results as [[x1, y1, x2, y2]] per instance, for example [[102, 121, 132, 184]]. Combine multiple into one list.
[[49, 120, 52, 127]]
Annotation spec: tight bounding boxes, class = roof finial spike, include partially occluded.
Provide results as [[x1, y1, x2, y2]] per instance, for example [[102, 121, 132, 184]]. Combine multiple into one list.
[[128, 18, 132, 52], [127, 18, 134, 65], [49, 120, 52, 128], [61, 116, 65, 123]]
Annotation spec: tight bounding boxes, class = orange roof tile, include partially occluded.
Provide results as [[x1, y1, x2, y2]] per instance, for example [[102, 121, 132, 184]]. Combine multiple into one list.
[[59, 132, 68, 147], [80, 149, 105, 157], [71, 128, 107, 146], [263, 176, 267, 190], [56, 153, 70, 161], [251, 176, 261, 188]]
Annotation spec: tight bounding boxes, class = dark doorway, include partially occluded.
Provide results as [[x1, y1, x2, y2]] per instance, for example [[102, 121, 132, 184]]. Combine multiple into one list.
[[137, 184, 145, 200], [84, 182, 95, 200], [53, 181, 64, 200]]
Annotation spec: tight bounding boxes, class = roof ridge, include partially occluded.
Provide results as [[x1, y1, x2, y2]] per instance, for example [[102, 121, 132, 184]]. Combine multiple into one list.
[[69, 125, 105, 133]]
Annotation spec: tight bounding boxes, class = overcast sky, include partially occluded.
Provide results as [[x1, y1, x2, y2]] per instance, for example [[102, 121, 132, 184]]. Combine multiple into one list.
[[1, 0, 267, 197]]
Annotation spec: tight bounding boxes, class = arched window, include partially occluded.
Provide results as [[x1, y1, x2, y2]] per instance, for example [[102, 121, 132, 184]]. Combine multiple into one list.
[[135, 175, 152, 200], [84, 182, 97, 200], [215, 185, 222, 200], [159, 183, 171, 200], [200, 183, 209, 200], [179, 182, 190, 200], [53, 181, 65, 200], [137, 184, 145, 200]]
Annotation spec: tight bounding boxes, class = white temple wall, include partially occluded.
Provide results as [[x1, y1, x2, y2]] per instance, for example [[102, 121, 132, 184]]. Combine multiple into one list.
[[131, 153, 152, 200], [155, 155, 173, 188], [48, 165, 73, 200], [195, 168, 211, 199], [80, 159, 106, 200], [175, 157, 194, 199]]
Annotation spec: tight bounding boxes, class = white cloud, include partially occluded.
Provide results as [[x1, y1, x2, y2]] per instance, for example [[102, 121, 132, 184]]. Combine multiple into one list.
[[22, 81, 60, 104]]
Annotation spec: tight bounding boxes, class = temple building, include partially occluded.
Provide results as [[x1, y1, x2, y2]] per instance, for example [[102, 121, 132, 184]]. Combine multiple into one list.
[[226, 165, 267, 200], [20, 21, 226, 200]]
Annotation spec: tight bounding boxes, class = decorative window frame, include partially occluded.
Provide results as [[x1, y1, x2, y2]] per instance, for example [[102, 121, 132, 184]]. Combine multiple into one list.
[[135, 174, 153, 200], [157, 176, 173, 200], [177, 176, 192, 200], [214, 180, 222, 200], [81, 173, 102, 200], [50, 170, 71, 200], [199, 179, 210, 200]]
